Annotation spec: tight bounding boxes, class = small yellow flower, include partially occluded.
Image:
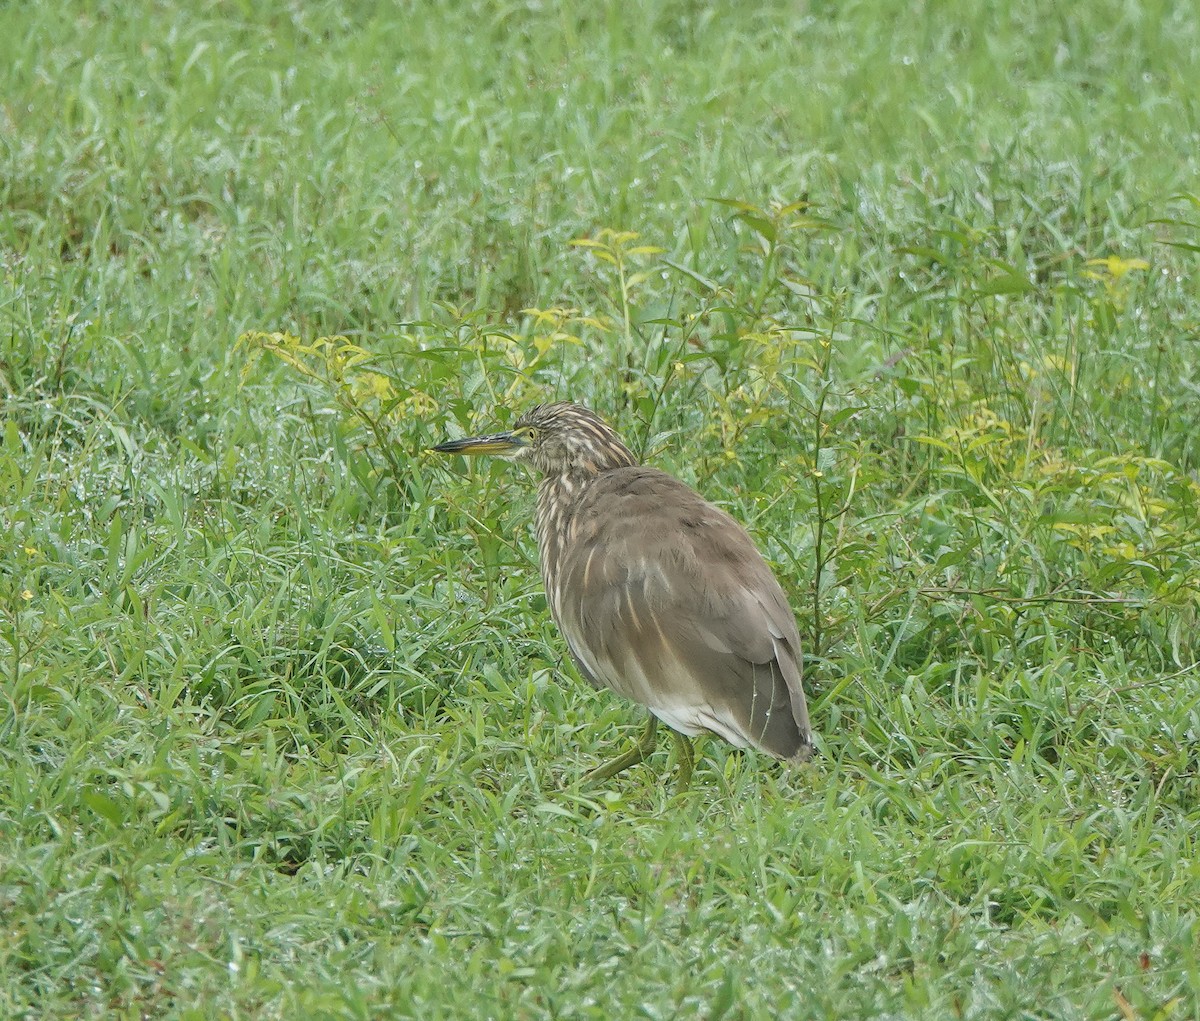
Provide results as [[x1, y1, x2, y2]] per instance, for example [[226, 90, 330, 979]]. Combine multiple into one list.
[[1085, 255, 1150, 280], [21, 589, 33, 601]]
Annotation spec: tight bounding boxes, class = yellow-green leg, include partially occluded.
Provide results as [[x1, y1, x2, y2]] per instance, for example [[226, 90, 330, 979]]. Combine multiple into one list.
[[582, 714, 659, 785], [670, 731, 695, 792]]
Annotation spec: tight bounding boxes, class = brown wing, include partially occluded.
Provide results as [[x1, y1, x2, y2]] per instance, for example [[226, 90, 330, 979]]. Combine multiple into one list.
[[549, 466, 813, 762]]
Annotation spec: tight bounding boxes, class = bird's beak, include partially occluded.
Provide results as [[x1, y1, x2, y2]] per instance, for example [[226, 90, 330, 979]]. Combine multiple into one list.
[[430, 432, 530, 457]]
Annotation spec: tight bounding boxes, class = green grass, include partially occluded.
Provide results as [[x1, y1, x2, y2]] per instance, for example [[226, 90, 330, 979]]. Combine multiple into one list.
[[3, 0, 1199, 1017]]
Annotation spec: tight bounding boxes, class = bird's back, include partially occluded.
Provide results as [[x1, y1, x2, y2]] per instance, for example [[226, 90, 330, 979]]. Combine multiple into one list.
[[537, 465, 813, 762]]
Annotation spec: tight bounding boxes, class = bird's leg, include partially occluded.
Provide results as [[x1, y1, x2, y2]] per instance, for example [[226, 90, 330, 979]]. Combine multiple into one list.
[[582, 714, 659, 785], [670, 731, 695, 792]]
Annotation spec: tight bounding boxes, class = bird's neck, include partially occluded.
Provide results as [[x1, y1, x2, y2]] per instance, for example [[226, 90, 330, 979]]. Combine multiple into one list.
[[535, 470, 587, 538], [534, 470, 595, 602]]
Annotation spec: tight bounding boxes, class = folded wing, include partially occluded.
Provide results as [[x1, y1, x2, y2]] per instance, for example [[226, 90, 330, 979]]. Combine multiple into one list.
[[549, 467, 813, 762]]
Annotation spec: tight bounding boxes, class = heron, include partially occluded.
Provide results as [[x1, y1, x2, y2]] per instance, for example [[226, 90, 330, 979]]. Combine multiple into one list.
[[432, 401, 813, 787]]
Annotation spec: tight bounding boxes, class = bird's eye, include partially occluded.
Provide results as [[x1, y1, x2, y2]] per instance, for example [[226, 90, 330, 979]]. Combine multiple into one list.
[[518, 426, 538, 440]]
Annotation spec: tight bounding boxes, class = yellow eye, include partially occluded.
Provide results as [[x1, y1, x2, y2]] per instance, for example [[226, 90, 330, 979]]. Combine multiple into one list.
[[516, 426, 538, 440]]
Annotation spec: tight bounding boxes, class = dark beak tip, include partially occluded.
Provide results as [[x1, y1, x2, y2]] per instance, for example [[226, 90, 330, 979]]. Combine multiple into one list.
[[430, 437, 483, 454]]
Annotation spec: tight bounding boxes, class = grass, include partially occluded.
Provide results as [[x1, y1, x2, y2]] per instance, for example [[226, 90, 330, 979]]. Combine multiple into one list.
[[2, 0, 1199, 1017]]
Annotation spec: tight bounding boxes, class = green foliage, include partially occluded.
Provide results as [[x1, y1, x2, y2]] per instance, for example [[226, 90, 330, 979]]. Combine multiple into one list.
[[2, 1, 1199, 1018]]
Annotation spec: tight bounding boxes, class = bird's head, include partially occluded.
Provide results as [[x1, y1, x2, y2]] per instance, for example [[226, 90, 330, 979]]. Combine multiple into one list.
[[432, 401, 638, 479]]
